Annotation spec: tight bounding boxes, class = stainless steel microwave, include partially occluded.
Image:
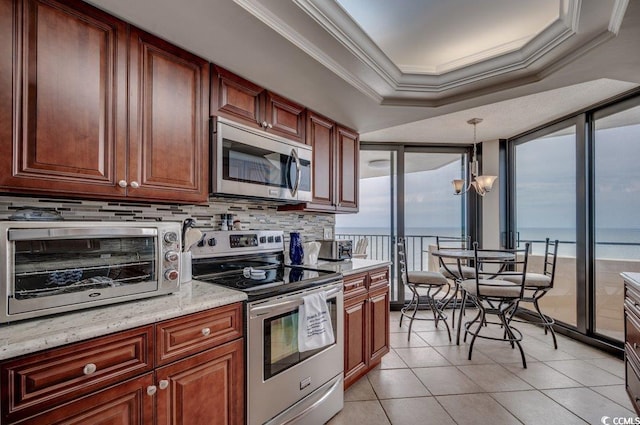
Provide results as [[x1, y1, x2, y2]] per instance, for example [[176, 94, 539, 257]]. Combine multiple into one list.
[[212, 117, 312, 202], [0, 221, 182, 323]]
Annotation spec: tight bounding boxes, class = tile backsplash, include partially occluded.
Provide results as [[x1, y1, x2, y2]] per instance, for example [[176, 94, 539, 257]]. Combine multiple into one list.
[[0, 195, 335, 242]]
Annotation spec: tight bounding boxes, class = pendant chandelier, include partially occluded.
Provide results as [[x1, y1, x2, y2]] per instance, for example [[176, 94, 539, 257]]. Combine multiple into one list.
[[452, 118, 497, 197]]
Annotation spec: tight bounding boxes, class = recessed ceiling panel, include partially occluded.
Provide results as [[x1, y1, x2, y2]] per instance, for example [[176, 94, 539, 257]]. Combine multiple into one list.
[[336, 0, 560, 73]]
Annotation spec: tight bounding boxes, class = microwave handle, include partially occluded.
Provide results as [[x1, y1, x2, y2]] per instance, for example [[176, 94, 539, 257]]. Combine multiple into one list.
[[289, 148, 302, 197], [8, 227, 158, 241]]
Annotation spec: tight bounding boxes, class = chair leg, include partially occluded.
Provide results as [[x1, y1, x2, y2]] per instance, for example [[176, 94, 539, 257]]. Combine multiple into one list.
[[468, 304, 486, 361], [533, 298, 558, 349], [429, 290, 452, 342], [498, 308, 527, 368]]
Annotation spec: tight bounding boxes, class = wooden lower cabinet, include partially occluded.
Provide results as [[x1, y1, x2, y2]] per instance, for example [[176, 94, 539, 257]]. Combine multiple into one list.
[[624, 273, 640, 414], [18, 374, 155, 425], [156, 339, 244, 425], [343, 267, 390, 390], [1, 303, 244, 425]]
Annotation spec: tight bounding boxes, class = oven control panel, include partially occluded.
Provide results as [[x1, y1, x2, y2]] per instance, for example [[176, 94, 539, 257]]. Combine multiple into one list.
[[190, 230, 284, 258]]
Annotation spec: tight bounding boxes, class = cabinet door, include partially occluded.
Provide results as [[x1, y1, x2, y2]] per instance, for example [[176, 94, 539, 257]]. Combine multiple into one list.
[[368, 285, 390, 366], [211, 65, 263, 130], [336, 126, 359, 212], [128, 27, 209, 203], [343, 292, 368, 390], [306, 111, 336, 211], [156, 339, 244, 425], [0, 0, 127, 197], [18, 374, 154, 425], [264, 91, 305, 143]]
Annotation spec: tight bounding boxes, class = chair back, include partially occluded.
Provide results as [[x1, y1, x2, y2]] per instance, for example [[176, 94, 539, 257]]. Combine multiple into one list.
[[543, 238, 559, 288], [396, 238, 409, 287], [436, 235, 471, 273], [353, 238, 369, 259], [472, 242, 530, 301]]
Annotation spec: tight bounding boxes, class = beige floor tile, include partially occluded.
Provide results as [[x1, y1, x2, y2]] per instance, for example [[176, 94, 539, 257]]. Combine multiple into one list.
[[457, 363, 533, 392], [545, 359, 624, 386], [585, 356, 625, 379], [519, 338, 577, 361], [543, 387, 636, 424], [590, 385, 636, 411], [433, 344, 494, 365], [374, 349, 409, 370], [326, 400, 391, 425], [389, 331, 428, 348], [413, 366, 484, 395], [472, 340, 537, 365], [436, 393, 521, 425], [415, 329, 454, 346], [490, 390, 588, 424], [380, 397, 456, 425], [366, 369, 430, 399], [344, 376, 378, 401], [394, 346, 451, 368], [553, 336, 612, 359], [503, 361, 582, 389]]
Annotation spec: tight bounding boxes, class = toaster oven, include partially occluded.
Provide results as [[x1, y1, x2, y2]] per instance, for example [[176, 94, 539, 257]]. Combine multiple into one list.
[[0, 221, 182, 323]]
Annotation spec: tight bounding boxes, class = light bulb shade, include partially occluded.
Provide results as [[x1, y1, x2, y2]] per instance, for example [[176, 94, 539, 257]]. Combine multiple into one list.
[[474, 175, 497, 194], [452, 179, 465, 195]]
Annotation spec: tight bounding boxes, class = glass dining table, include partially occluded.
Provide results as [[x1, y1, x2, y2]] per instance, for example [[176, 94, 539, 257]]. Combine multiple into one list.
[[430, 248, 515, 344]]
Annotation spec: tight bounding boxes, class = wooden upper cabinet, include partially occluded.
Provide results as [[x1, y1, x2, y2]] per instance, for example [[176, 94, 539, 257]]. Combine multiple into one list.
[[336, 126, 359, 212], [128, 27, 209, 203], [0, 0, 127, 197], [306, 111, 335, 210], [0, 0, 209, 203], [211, 65, 305, 143]]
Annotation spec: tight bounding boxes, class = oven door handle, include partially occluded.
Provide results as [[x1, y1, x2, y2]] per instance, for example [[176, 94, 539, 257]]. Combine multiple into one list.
[[250, 283, 342, 317]]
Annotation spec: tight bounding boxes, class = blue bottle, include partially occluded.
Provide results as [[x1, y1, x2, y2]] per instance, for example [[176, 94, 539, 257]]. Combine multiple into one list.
[[289, 232, 304, 265]]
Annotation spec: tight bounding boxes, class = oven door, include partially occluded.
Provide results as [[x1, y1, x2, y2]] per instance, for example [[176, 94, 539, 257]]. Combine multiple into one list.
[[214, 117, 312, 202], [247, 280, 343, 425]]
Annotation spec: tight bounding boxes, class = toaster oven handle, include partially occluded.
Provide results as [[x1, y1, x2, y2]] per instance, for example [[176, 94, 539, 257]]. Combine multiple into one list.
[[289, 148, 301, 197], [8, 227, 158, 241]]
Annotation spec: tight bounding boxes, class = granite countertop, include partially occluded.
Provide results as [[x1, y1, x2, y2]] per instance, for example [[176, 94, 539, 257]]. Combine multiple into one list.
[[306, 258, 391, 275], [623, 272, 640, 287], [0, 281, 246, 361]]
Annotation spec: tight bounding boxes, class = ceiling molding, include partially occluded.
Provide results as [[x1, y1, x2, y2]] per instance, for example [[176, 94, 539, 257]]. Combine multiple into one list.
[[233, 0, 629, 106], [232, 0, 384, 103]]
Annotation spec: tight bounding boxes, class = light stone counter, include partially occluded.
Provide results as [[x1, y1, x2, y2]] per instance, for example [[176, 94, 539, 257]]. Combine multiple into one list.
[[307, 258, 391, 275], [0, 280, 246, 361]]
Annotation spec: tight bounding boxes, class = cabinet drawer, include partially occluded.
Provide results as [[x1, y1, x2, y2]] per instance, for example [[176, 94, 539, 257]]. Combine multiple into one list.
[[1, 326, 153, 424], [628, 284, 640, 310], [626, 356, 640, 414], [156, 303, 243, 366], [625, 301, 640, 360], [369, 267, 389, 290], [344, 273, 368, 298]]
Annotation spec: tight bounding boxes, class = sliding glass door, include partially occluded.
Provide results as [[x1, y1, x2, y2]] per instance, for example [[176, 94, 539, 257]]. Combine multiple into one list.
[[593, 102, 640, 340], [336, 145, 470, 307], [512, 123, 578, 327]]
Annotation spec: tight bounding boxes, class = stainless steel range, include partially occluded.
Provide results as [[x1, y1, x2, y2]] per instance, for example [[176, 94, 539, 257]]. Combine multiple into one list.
[[191, 230, 344, 425]]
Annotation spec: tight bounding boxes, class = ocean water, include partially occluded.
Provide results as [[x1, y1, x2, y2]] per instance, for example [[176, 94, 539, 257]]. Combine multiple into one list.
[[335, 226, 640, 259]]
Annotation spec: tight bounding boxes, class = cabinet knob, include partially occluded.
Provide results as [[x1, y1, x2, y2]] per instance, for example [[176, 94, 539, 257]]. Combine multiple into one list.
[[201, 327, 211, 337], [267, 123, 273, 129], [635, 342, 638, 350], [83, 363, 97, 375], [147, 385, 157, 396], [158, 379, 169, 390], [118, 180, 128, 188], [130, 181, 140, 189], [262, 121, 268, 128]]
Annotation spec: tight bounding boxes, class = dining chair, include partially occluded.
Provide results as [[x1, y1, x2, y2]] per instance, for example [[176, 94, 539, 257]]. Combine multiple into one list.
[[397, 238, 451, 341], [435, 235, 475, 327], [459, 242, 531, 368], [503, 238, 560, 349]]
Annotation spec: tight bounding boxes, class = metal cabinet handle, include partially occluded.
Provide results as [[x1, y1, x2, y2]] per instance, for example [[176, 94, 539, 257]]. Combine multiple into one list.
[[262, 121, 268, 128], [158, 379, 169, 390], [130, 181, 140, 189], [118, 180, 128, 188], [635, 342, 638, 350], [267, 123, 273, 129], [201, 327, 211, 337], [83, 363, 97, 375], [147, 385, 157, 396]]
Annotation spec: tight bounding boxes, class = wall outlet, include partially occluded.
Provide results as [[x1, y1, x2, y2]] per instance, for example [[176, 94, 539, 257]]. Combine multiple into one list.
[[323, 227, 332, 240]]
